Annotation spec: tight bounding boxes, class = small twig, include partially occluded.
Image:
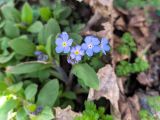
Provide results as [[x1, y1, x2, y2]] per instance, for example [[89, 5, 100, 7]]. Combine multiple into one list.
[[82, 11, 102, 34]]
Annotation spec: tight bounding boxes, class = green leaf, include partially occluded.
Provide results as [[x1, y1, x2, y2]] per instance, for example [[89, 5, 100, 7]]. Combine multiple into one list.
[[61, 91, 77, 100], [9, 38, 36, 56], [90, 57, 104, 70], [30, 106, 54, 120], [0, 81, 7, 92], [4, 21, 20, 38], [37, 79, 59, 107], [39, 7, 52, 21], [25, 104, 36, 112], [7, 61, 51, 74], [71, 24, 85, 33], [24, 84, 38, 101], [72, 63, 99, 89], [21, 2, 33, 24], [16, 107, 28, 120], [115, 61, 132, 76], [58, 6, 72, 20], [39, 0, 50, 6], [8, 82, 23, 93], [38, 18, 60, 44], [117, 44, 130, 55], [27, 21, 43, 33], [59, 20, 69, 26], [45, 36, 52, 59], [0, 53, 15, 63], [1, 5, 20, 22], [53, 4, 71, 20], [0, 99, 18, 120], [26, 69, 51, 82], [69, 33, 82, 44]]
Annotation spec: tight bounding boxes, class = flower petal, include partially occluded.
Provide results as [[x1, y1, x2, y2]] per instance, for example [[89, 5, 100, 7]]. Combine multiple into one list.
[[84, 36, 92, 43], [93, 46, 101, 53], [60, 32, 69, 41], [102, 50, 106, 55], [101, 38, 109, 44], [80, 50, 84, 56], [82, 43, 87, 50], [71, 48, 75, 53], [55, 38, 63, 45], [75, 55, 81, 61], [55, 46, 63, 53], [86, 49, 93, 57], [34, 51, 42, 56], [75, 45, 81, 50], [103, 45, 110, 51], [70, 53, 75, 59], [64, 47, 70, 53], [92, 37, 100, 45], [67, 39, 73, 46]]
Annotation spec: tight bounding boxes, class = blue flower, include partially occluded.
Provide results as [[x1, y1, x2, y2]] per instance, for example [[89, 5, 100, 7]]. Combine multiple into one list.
[[55, 32, 73, 53], [34, 51, 48, 61], [82, 36, 100, 57], [67, 57, 77, 65], [68, 45, 84, 64], [30, 106, 43, 115], [100, 37, 110, 54]]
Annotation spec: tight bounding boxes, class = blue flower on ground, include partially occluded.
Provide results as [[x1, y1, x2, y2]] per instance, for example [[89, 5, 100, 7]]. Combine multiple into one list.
[[55, 32, 73, 53], [82, 36, 100, 57], [34, 51, 48, 61], [67, 45, 84, 64], [100, 37, 110, 55]]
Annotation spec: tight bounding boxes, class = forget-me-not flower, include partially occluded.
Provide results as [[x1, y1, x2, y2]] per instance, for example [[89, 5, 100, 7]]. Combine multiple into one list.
[[55, 32, 73, 53], [100, 37, 110, 55], [68, 45, 84, 64], [82, 36, 100, 57], [34, 51, 48, 61]]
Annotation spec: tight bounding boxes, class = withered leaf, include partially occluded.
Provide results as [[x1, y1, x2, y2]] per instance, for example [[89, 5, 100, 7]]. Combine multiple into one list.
[[88, 64, 121, 120], [54, 106, 81, 120]]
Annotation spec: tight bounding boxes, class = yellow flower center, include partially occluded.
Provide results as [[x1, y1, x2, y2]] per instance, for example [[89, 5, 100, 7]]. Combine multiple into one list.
[[74, 50, 79, 55], [62, 42, 67, 47]]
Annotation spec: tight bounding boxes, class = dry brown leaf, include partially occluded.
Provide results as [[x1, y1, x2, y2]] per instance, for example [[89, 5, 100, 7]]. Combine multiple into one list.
[[115, 7, 151, 56], [88, 64, 121, 120], [115, 17, 126, 30], [83, 0, 116, 38], [87, 0, 113, 17], [119, 95, 140, 120], [117, 77, 128, 94], [148, 50, 160, 87], [55, 106, 81, 120], [137, 72, 153, 86], [112, 35, 130, 66]]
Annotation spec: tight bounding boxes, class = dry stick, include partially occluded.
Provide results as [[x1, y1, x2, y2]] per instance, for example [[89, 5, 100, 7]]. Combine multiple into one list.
[[82, 11, 102, 34]]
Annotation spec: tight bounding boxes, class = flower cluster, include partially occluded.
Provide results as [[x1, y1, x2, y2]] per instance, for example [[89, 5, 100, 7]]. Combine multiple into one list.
[[55, 32, 110, 64]]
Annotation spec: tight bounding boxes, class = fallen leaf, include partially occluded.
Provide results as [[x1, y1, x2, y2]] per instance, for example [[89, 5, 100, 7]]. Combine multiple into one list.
[[112, 35, 129, 66], [115, 17, 126, 30], [88, 64, 121, 120], [148, 50, 160, 87], [54, 106, 81, 120], [137, 72, 153, 86], [119, 94, 140, 120]]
